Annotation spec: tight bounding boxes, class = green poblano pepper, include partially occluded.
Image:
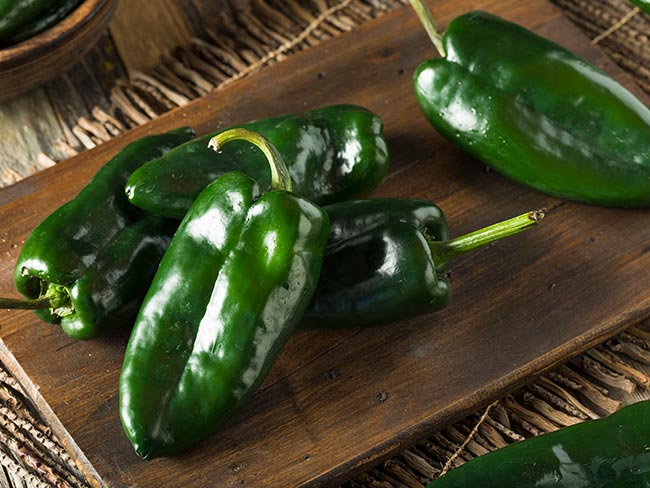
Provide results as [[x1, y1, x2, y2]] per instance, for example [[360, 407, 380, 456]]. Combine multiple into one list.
[[2, 0, 82, 45], [119, 129, 330, 459], [125, 105, 389, 219], [3, 128, 195, 340], [409, 0, 650, 207], [427, 400, 650, 487], [303, 199, 543, 328]]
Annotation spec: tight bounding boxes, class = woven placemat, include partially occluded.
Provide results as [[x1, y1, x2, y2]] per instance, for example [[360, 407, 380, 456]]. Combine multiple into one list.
[[1, 1, 650, 487]]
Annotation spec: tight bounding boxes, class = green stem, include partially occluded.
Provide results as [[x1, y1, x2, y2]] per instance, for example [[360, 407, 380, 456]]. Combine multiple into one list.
[[0, 283, 72, 316], [208, 128, 293, 192], [0, 297, 52, 310], [428, 209, 545, 265], [408, 0, 446, 58]]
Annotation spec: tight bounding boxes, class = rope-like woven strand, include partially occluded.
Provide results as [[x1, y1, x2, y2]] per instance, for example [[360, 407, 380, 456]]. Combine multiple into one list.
[[592, 6, 639, 44], [438, 401, 498, 478]]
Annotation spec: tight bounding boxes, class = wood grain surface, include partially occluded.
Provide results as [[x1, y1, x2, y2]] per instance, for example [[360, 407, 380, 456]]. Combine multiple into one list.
[[1, 0, 649, 487], [109, 0, 194, 72]]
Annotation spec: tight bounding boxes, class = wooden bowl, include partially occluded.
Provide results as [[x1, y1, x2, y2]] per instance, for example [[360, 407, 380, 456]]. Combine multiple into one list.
[[0, 0, 117, 102]]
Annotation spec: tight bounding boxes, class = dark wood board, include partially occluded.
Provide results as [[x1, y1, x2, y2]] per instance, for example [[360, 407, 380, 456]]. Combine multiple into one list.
[[1, 0, 649, 486]]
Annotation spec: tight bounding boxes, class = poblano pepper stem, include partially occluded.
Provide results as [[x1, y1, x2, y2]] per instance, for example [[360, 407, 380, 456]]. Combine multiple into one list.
[[0, 297, 50, 310], [407, 0, 445, 57], [208, 127, 293, 192], [428, 209, 544, 265], [0, 284, 71, 312]]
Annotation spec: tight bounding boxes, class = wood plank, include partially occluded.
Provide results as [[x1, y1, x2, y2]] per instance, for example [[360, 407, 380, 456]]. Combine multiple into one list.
[[108, 0, 196, 73], [1, 0, 648, 487], [0, 89, 67, 186]]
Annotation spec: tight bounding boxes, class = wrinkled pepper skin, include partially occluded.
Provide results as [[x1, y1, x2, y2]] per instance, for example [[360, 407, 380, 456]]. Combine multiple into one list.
[[3, 0, 81, 45], [414, 11, 650, 207], [302, 199, 451, 328], [631, 0, 650, 12], [119, 171, 330, 459], [428, 400, 650, 487], [14, 128, 194, 339], [0, 0, 53, 40], [125, 105, 389, 219]]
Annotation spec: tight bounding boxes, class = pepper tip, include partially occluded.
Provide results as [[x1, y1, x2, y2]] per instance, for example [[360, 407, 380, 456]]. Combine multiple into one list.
[[528, 209, 545, 222], [207, 137, 222, 154]]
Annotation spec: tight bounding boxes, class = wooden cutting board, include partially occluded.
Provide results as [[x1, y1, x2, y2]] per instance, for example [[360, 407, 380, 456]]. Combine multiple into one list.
[[1, 0, 649, 486]]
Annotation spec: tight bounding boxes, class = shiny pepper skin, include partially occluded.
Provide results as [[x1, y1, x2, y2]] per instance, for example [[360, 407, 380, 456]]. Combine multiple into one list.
[[427, 400, 650, 487], [0, 0, 51, 39], [302, 199, 542, 329], [125, 105, 389, 219], [13, 128, 194, 339], [2, 0, 82, 45], [414, 11, 650, 207], [302, 198, 451, 328], [119, 171, 330, 459]]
